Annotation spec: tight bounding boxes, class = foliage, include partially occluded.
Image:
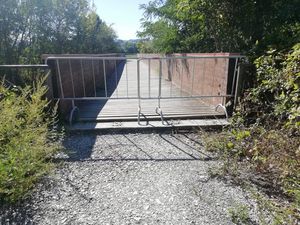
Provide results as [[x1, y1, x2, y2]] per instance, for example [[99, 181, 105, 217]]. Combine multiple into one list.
[[0, 78, 62, 203], [251, 189, 300, 225], [241, 43, 300, 131], [204, 126, 300, 224], [228, 204, 252, 225], [205, 127, 299, 195], [117, 39, 139, 54], [138, 0, 300, 55], [136, 40, 156, 54], [0, 0, 119, 65], [202, 44, 300, 224]]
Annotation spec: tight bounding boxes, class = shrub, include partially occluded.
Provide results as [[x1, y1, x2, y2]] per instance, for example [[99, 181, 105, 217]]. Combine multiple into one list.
[[203, 44, 300, 224], [241, 43, 300, 132], [0, 77, 61, 203]]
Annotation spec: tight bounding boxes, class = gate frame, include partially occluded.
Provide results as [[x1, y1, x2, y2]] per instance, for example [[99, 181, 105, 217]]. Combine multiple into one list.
[[44, 55, 246, 125]]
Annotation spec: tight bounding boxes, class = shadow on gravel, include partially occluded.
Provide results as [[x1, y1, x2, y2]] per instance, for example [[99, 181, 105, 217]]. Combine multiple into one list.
[[162, 134, 213, 160], [60, 132, 217, 162], [0, 202, 34, 225]]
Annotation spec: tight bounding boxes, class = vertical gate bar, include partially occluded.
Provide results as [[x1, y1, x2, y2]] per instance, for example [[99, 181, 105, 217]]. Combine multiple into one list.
[[231, 57, 238, 95], [170, 58, 173, 97], [148, 58, 151, 97], [234, 58, 241, 109], [211, 58, 216, 97], [180, 59, 184, 96], [114, 60, 118, 97], [126, 59, 129, 98], [92, 59, 97, 97], [158, 59, 162, 108], [68, 59, 75, 98], [103, 59, 107, 97], [191, 58, 196, 96], [198, 58, 207, 95], [80, 59, 86, 97], [137, 59, 141, 111], [56, 59, 64, 99]]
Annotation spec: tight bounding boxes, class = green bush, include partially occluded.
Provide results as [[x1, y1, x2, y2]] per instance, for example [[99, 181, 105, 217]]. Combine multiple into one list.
[[241, 43, 300, 131], [0, 78, 61, 203], [203, 44, 300, 224]]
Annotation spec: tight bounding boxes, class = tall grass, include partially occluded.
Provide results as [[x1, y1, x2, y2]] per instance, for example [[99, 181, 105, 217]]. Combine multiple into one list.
[[0, 77, 62, 203], [202, 44, 300, 224]]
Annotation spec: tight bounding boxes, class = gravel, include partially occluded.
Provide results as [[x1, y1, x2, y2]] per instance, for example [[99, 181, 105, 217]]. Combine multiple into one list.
[[1, 131, 259, 225]]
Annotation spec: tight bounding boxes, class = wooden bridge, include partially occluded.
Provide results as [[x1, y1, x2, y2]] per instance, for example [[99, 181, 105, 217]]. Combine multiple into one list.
[[77, 58, 225, 122]]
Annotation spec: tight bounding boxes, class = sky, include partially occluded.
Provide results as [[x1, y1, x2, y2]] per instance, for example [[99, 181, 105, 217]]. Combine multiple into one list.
[[93, 0, 151, 40]]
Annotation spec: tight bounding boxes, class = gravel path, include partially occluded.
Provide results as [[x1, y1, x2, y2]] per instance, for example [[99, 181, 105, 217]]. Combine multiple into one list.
[[1, 131, 258, 225]]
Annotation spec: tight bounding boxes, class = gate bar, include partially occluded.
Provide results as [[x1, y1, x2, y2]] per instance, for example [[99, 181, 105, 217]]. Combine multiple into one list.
[[68, 59, 75, 98], [92, 59, 97, 97], [80, 59, 86, 97], [191, 58, 196, 96], [148, 58, 151, 97], [126, 60, 129, 97], [56, 60, 64, 99], [103, 59, 108, 97], [114, 60, 118, 97]]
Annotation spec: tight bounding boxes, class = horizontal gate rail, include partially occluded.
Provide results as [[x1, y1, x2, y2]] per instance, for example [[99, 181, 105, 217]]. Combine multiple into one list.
[[45, 55, 245, 62], [57, 95, 233, 100], [0, 65, 49, 69]]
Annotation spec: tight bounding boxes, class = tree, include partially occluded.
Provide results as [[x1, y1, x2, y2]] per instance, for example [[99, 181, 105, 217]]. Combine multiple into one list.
[[0, 0, 120, 65], [138, 0, 300, 56]]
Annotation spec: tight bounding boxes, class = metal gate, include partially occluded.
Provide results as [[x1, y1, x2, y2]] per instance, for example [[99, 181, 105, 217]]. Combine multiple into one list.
[[45, 55, 245, 125]]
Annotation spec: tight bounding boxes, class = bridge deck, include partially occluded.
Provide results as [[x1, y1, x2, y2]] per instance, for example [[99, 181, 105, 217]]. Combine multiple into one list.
[[77, 60, 225, 122]]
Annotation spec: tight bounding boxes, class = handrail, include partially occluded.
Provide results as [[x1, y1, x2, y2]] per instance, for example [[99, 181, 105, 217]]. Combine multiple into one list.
[[44, 55, 246, 64], [0, 65, 49, 69]]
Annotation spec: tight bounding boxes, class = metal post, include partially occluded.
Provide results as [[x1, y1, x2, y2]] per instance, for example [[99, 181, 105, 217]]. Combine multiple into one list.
[[211, 58, 216, 97], [234, 59, 241, 109], [231, 58, 238, 95], [92, 59, 97, 97], [80, 59, 86, 97], [137, 60, 141, 124], [170, 58, 174, 97], [137, 59, 141, 104], [56, 59, 64, 99], [68, 59, 75, 98], [103, 59, 107, 97], [191, 58, 196, 96], [148, 58, 151, 97], [156, 59, 167, 125], [180, 59, 184, 96], [158, 59, 162, 108], [126, 59, 129, 97], [201, 59, 206, 95], [114, 60, 118, 97]]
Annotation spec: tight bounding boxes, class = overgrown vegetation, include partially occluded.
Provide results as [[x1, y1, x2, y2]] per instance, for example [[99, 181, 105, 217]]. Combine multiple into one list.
[[228, 204, 252, 225], [0, 78, 62, 203], [241, 44, 300, 130], [203, 44, 300, 224]]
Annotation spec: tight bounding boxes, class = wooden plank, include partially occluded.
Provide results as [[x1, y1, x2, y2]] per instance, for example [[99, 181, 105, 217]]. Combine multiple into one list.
[[76, 60, 226, 121]]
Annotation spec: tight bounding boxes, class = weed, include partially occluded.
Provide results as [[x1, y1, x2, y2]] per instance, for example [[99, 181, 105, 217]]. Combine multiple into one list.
[[0, 77, 62, 203], [228, 204, 252, 225], [250, 189, 300, 225]]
